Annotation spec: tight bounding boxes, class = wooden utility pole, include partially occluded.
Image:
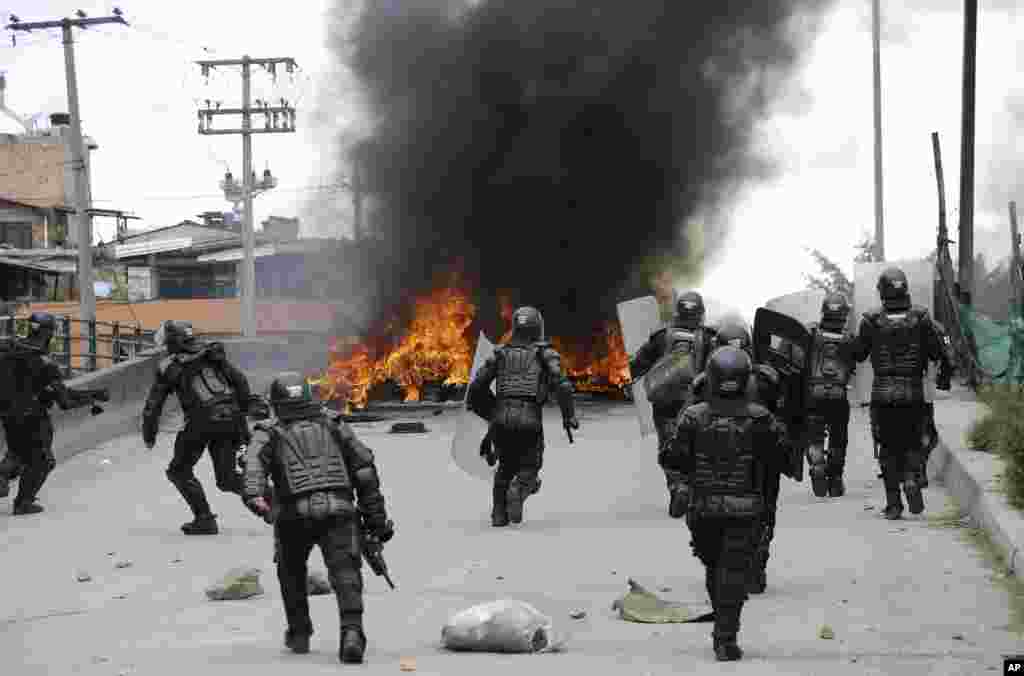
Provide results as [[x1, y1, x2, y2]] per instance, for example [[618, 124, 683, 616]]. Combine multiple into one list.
[[871, 0, 885, 260], [958, 0, 978, 306], [6, 10, 128, 370], [196, 56, 297, 337]]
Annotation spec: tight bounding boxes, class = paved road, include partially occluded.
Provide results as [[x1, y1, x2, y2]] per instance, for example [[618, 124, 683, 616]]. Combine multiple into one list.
[[1, 400, 1021, 675]]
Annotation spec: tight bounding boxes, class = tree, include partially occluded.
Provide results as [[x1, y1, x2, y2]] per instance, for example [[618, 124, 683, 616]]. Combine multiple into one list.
[[804, 233, 878, 298]]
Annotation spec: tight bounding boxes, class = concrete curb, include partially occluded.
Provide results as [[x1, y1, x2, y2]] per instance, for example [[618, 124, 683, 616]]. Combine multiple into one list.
[[930, 392, 1024, 581]]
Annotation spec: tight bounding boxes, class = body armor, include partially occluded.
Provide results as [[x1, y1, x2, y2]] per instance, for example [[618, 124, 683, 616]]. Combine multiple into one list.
[[644, 327, 710, 406], [159, 347, 238, 417], [863, 306, 930, 405], [495, 343, 547, 403], [266, 418, 353, 500], [807, 324, 854, 402], [0, 341, 59, 418], [687, 403, 765, 519]]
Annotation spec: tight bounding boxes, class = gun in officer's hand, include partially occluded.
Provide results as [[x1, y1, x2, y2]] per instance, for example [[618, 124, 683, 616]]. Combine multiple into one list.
[[563, 417, 579, 444], [360, 519, 395, 590], [52, 386, 110, 415]]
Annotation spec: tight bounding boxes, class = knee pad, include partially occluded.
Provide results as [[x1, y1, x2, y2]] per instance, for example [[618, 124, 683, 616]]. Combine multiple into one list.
[[514, 472, 540, 494]]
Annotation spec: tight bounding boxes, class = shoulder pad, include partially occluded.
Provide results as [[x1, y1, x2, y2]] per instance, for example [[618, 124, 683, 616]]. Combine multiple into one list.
[[747, 402, 772, 418], [158, 355, 176, 374], [863, 307, 883, 321], [754, 363, 780, 383], [533, 341, 552, 349], [909, 305, 930, 319], [682, 401, 709, 418], [648, 327, 667, 341]]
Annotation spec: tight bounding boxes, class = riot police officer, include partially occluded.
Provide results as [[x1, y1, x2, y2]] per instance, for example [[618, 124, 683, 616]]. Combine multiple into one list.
[[690, 319, 791, 594], [805, 293, 858, 498], [0, 312, 108, 513], [243, 372, 393, 664], [142, 320, 252, 534], [853, 268, 952, 519], [661, 346, 788, 661], [467, 306, 578, 527], [629, 291, 716, 517]]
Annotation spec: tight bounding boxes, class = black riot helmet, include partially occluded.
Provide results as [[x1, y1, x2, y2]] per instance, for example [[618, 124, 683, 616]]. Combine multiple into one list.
[[510, 306, 545, 342], [267, 371, 322, 421], [25, 312, 56, 351], [705, 346, 752, 398], [877, 267, 910, 305], [713, 319, 751, 354], [672, 291, 705, 329], [821, 292, 850, 326], [155, 320, 195, 354]]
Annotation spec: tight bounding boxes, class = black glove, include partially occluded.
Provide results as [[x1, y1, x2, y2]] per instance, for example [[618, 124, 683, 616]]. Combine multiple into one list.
[[479, 432, 496, 466], [564, 416, 580, 431], [936, 370, 952, 391], [94, 389, 111, 403], [371, 518, 394, 544]]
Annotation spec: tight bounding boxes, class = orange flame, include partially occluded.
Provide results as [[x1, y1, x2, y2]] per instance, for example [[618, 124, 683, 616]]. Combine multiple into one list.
[[319, 272, 630, 410]]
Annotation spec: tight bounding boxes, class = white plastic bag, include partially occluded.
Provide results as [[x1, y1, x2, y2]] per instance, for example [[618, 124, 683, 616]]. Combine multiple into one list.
[[441, 600, 562, 653]]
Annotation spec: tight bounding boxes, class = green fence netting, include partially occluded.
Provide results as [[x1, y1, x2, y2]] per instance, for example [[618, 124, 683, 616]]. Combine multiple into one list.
[[959, 304, 1024, 384]]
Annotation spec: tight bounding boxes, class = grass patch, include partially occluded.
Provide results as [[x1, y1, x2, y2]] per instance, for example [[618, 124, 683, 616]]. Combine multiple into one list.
[[968, 385, 1024, 510], [929, 499, 1024, 636]]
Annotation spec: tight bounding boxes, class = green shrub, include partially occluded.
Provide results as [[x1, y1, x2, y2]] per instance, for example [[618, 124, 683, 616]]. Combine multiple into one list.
[[967, 413, 1001, 452], [998, 415, 1024, 510]]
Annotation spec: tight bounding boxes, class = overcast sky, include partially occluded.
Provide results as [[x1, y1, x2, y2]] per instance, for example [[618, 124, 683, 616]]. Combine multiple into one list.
[[0, 0, 1021, 320]]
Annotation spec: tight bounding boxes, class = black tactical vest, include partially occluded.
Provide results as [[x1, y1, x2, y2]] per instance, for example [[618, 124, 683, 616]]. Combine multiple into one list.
[[868, 306, 929, 377], [0, 341, 52, 417], [269, 418, 353, 500], [808, 325, 853, 401], [162, 348, 236, 415], [688, 402, 764, 519], [644, 327, 707, 407], [495, 343, 547, 403]]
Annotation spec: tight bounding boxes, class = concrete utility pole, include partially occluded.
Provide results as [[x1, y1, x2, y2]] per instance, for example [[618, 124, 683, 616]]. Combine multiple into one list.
[[6, 10, 128, 370], [196, 56, 297, 337], [957, 0, 978, 306], [871, 0, 885, 261]]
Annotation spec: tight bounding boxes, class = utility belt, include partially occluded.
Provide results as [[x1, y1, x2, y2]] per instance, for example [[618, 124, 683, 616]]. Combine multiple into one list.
[[277, 488, 356, 521], [689, 492, 763, 520], [498, 395, 543, 408]]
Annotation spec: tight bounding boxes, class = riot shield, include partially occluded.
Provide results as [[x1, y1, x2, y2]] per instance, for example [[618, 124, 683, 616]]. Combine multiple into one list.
[[616, 296, 662, 437], [753, 308, 812, 481], [450, 332, 498, 481]]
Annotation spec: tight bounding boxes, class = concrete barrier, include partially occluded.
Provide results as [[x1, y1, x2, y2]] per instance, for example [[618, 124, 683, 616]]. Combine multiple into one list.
[[0, 334, 336, 466]]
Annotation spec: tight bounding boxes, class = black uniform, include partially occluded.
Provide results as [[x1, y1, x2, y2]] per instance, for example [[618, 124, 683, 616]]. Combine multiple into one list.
[[629, 292, 715, 515], [805, 293, 857, 498], [0, 313, 108, 514], [662, 346, 789, 662], [689, 322, 789, 594], [243, 372, 392, 665], [853, 269, 952, 519], [142, 321, 251, 534], [467, 306, 577, 527]]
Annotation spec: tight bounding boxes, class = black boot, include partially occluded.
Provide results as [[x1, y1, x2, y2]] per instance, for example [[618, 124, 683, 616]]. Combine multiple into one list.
[[491, 480, 509, 527], [284, 628, 310, 654], [506, 476, 539, 524], [12, 500, 43, 515], [883, 489, 903, 520], [181, 513, 219, 535], [712, 605, 743, 661], [810, 464, 828, 498], [0, 476, 8, 499], [903, 478, 924, 515], [746, 561, 766, 595], [828, 472, 845, 497], [668, 484, 688, 519], [339, 626, 366, 664]]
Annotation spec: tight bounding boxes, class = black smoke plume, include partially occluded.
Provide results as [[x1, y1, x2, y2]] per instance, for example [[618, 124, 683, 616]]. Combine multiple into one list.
[[327, 0, 833, 334]]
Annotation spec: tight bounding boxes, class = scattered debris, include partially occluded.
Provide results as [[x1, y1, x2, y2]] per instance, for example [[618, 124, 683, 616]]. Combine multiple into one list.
[[569, 609, 586, 620], [863, 505, 874, 511], [818, 625, 835, 640], [658, 586, 672, 592], [113, 594, 128, 600], [612, 579, 713, 624], [115, 559, 132, 569], [390, 422, 427, 434], [496, 576, 504, 580], [171, 557, 183, 564], [90, 656, 109, 664], [75, 571, 92, 582], [441, 600, 565, 653], [840, 599, 848, 604], [952, 633, 964, 640], [307, 571, 332, 595], [433, 409, 444, 416], [206, 567, 264, 601], [100, 459, 111, 465], [399, 656, 417, 671]]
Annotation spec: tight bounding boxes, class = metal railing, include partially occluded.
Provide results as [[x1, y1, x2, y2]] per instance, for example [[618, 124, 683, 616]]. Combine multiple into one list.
[[0, 315, 158, 377]]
